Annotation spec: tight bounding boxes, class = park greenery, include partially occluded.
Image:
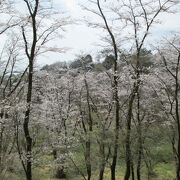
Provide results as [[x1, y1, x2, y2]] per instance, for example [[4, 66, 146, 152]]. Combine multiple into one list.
[[0, 0, 180, 180]]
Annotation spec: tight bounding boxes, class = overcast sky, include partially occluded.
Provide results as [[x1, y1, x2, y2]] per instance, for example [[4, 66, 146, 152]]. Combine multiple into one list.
[[38, 0, 180, 66], [2, 0, 180, 67], [39, 0, 101, 66]]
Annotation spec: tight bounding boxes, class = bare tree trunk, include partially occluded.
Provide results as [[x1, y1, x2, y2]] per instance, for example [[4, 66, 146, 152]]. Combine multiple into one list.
[[124, 89, 136, 180], [131, 161, 135, 180], [85, 140, 91, 180], [96, 1, 120, 179], [137, 131, 143, 180], [53, 149, 57, 160], [99, 162, 105, 180], [110, 76, 120, 180], [23, 63, 33, 180], [175, 60, 180, 180], [98, 131, 106, 180], [110, 125, 119, 180], [84, 73, 92, 180], [22, 1, 39, 179], [136, 91, 142, 180], [0, 127, 4, 173], [99, 168, 105, 180]]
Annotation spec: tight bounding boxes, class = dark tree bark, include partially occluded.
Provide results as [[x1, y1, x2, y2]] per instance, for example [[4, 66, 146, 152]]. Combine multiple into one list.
[[136, 125, 143, 180], [53, 149, 57, 160], [84, 73, 92, 180], [98, 129, 106, 180], [124, 50, 140, 180], [124, 87, 136, 180], [96, 1, 120, 179], [131, 161, 135, 180], [136, 91, 143, 180], [22, 1, 39, 179], [175, 55, 180, 180]]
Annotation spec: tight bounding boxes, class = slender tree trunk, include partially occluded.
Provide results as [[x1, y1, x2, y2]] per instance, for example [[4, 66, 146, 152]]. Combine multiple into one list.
[[131, 161, 135, 180], [124, 131, 131, 180], [111, 128, 118, 180], [84, 74, 92, 180], [24, 63, 33, 180], [99, 167, 105, 180], [110, 75, 120, 180], [96, 1, 120, 179], [124, 49, 140, 180], [85, 140, 91, 180], [175, 76, 180, 180], [22, 1, 38, 179], [137, 91, 142, 180], [99, 158, 105, 180], [53, 149, 57, 160], [175, 54, 180, 180], [0, 127, 3, 173], [124, 90, 136, 180], [99, 131, 106, 180], [177, 130, 180, 180], [137, 131, 143, 180]]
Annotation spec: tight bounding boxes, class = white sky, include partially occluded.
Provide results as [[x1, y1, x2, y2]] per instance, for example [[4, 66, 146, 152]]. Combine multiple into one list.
[[1, 0, 180, 67], [41, 0, 102, 65], [40, 0, 180, 66]]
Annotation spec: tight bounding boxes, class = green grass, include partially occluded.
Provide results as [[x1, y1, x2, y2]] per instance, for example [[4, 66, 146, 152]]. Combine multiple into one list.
[[154, 163, 175, 180], [2, 160, 175, 180], [1, 126, 177, 180]]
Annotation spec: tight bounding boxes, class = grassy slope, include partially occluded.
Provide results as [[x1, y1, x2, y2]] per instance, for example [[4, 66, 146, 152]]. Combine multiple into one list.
[[3, 159, 175, 180], [2, 128, 176, 180]]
